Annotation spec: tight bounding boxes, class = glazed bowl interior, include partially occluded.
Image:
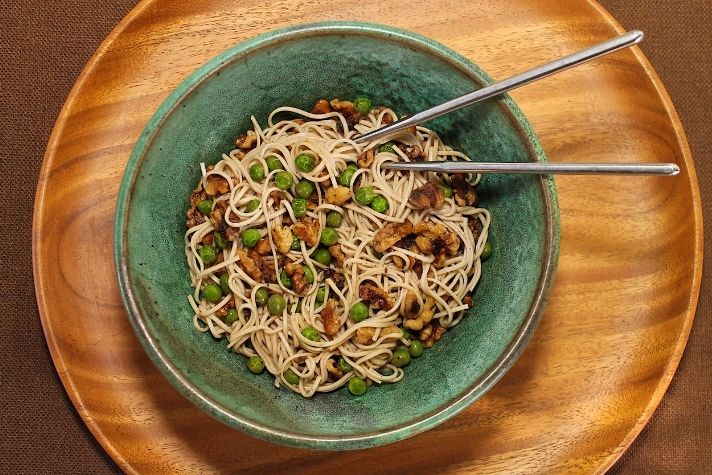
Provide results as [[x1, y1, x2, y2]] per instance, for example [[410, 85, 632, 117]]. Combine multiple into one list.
[[115, 22, 559, 450]]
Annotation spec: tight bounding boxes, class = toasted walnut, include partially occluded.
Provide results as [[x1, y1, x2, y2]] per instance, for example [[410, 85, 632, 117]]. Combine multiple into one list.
[[225, 225, 240, 241], [421, 323, 446, 348], [463, 294, 473, 307], [190, 188, 207, 206], [391, 255, 407, 270], [311, 99, 331, 114], [271, 225, 293, 255], [408, 181, 445, 210], [359, 283, 393, 311], [235, 130, 257, 149], [451, 174, 478, 207], [186, 207, 205, 228], [355, 327, 376, 345], [320, 301, 340, 336], [329, 99, 356, 115], [401, 290, 420, 319], [208, 201, 228, 231], [372, 221, 413, 253], [285, 262, 308, 295], [380, 326, 402, 338], [205, 175, 230, 196], [467, 216, 481, 240], [433, 250, 448, 269], [323, 268, 345, 289], [293, 218, 320, 247], [255, 238, 271, 256], [414, 236, 434, 254], [357, 149, 375, 168], [403, 297, 435, 331], [325, 186, 351, 205], [202, 232, 214, 246], [329, 244, 346, 268], [251, 252, 277, 283], [403, 145, 426, 161], [236, 249, 261, 282], [413, 221, 460, 256], [326, 357, 343, 377]]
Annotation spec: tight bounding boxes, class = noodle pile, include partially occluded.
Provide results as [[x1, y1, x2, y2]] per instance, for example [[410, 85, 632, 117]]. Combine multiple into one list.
[[185, 100, 491, 397]]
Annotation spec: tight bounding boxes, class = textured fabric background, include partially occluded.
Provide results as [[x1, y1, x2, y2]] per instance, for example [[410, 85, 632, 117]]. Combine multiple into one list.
[[1, 1, 709, 473]]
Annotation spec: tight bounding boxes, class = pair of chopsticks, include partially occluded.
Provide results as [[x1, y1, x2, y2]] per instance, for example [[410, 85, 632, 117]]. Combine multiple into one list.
[[354, 31, 679, 177]]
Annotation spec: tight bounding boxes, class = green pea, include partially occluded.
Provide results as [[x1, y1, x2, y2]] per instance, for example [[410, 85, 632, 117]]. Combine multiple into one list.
[[199, 245, 217, 265], [400, 327, 411, 340], [302, 266, 314, 284], [201, 283, 222, 303], [409, 340, 424, 358], [219, 273, 231, 295], [439, 183, 454, 198], [294, 299, 302, 313], [337, 357, 353, 373], [225, 308, 238, 324], [355, 186, 375, 205], [371, 248, 383, 259], [391, 347, 411, 368], [313, 248, 332, 266], [326, 211, 343, 228], [481, 242, 492, 261], [249, 163, 266, 182], [320, 227, 338, 246], [245, 199, 260, 213], [284, 369, 300, 385], [240, 228, 260, 248], [254, 287, 269, 306], [280, 269, 293, 288], [247, 356, 265, 374], [295, 153, 316, 173], [295, 180, 315, 198], [290, 236, 301, 251], [370, 195, 389, 213], [315, 286, 326, 303], [267, 294, 286, 315], [265, 155, 284, 171], [213, 232, 229, 249], [197, 199, 213, 215], [301, 326, 320, 342], [292, 197, 308, 218], [353, 97, 372, 114], [348, 376, 367, 396], [275, 171, 294, 190], [378, 142, 395, 153], [379, 367, 394, 376], [338, 166, 357, 186], [349, 301, 369, 323]]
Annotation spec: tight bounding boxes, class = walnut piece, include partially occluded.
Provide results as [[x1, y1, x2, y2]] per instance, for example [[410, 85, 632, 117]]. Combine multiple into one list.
[[421, 323, 446, 348], [285, 262, 308, 295], [357, 149, 375, 168], [235, 130, 257, 149], [255, 238, 271, 256], [329, 244, 346, 268], [329, 99, 356, 115], [186, 207, 205, 228], [325, 186, 351, 205], [359, 283, 393, 311], [408, 181, 445, 210], [311, 99, 331, 114], [403, 297, 435, 331], [204, 175, 230, 196], [413, 221, 460, 256], [320, 301, 340, 336], [271, 225, 293, 255], [371, 221, 413, 253], [401, 290, 420, 319], [355, 327, 376, 345], [236, 249, 261, 282], [451, 174, 478, 206], [293, 218, 320, 247]]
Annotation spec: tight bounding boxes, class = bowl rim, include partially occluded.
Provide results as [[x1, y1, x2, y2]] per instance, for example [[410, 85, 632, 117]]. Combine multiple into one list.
[[114, 20, 560, 450]]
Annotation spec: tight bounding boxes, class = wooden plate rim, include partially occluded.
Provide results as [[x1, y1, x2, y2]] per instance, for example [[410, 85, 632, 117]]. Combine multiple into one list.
[[31, 0, 704, 472]]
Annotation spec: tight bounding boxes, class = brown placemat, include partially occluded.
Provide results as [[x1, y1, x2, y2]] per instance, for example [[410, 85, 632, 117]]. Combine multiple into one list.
[[1, 1, 709, 473]]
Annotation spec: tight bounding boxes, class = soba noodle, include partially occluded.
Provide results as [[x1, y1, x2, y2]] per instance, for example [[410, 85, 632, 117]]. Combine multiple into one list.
[[184, 100, 491, 397]]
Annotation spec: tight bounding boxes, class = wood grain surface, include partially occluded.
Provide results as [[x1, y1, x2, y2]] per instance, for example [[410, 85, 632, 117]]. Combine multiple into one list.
[[32, 0, 703, 473]]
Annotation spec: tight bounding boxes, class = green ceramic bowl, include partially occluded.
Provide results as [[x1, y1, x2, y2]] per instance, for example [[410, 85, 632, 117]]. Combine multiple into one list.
[[115, 21, 559, 450]]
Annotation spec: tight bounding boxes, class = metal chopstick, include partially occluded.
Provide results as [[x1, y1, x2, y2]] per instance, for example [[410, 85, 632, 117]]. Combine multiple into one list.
[[381, 161, 679, 176]]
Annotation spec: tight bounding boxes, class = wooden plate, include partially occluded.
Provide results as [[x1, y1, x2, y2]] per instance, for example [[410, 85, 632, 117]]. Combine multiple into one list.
[[33, 0, 703, 473]]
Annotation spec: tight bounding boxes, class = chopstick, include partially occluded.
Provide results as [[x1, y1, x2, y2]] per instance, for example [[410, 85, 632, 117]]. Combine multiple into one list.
[[381, 161, 680, 176]]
